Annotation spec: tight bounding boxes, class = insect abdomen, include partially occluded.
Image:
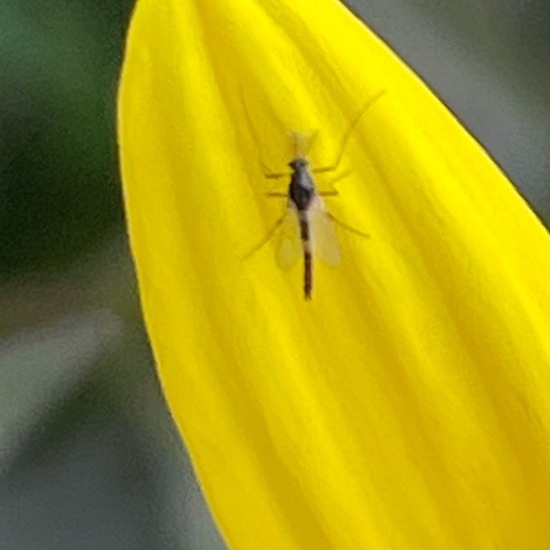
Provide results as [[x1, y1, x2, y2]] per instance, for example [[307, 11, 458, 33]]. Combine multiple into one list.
[[300, 217, 313, 300]]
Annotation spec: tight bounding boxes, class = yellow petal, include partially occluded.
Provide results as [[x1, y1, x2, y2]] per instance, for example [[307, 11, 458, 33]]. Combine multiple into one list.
[[118, 0, 550, 547]]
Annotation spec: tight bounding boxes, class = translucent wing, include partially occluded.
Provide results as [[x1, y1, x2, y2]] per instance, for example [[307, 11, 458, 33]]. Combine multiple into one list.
[[275, 205, 302, 271], [310, 196, 341, 266]]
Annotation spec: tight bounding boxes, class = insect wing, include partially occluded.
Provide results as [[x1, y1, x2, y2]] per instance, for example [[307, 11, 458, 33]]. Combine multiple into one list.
[[275, 206, 302, 271], [310, 197, 341, 266]]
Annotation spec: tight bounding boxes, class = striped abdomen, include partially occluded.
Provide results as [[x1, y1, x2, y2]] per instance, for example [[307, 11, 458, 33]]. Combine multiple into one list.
[[299, 214, 313, 300]]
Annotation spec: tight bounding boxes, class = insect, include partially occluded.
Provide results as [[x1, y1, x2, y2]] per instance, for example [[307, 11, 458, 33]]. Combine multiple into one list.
[[244, 91, 385, 300]]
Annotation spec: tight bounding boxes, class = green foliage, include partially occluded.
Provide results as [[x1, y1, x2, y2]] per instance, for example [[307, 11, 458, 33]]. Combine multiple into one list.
[[0, 0, 134, 275]]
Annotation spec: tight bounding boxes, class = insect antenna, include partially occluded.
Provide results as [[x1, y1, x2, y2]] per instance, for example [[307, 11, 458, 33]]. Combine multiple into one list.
[[290, 130, 318, 159], [239, 87, 290, 179], [312, 89, 387, 174]]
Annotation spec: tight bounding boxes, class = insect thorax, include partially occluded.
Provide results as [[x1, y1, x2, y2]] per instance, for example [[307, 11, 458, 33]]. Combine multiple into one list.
[[288, 159, 316, 211]]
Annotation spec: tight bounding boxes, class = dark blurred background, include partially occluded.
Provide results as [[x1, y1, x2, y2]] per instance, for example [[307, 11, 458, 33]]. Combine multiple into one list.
[[0, 1, 548, 548]]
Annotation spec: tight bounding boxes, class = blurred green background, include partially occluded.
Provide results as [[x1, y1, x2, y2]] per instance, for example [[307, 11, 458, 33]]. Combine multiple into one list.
[[0, 1, 548, 548]]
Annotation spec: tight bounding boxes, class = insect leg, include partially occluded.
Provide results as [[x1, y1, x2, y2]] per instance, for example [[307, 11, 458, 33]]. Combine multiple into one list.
[[265, 171, 291, 180], [243, 213, 288, 260], [325, 212, 370, 238], [317, 169, 351, 196]]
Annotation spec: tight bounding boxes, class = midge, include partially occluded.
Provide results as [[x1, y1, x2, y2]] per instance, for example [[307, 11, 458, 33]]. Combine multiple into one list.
[[245, 91, 385, 300]]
